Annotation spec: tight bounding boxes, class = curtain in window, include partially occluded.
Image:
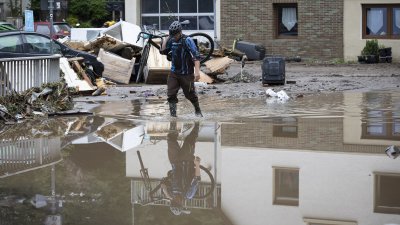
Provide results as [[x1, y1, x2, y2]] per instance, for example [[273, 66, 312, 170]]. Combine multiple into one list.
[[395, 8, 400, 29], [367, 8, 384, 34], [282, 8, 297, 31]]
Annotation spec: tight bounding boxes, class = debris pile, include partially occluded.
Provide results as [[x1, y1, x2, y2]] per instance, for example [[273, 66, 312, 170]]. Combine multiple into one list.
[[63, 20, 241, 87], [0, 81, 75, 124], [228, 71, 260, 83]]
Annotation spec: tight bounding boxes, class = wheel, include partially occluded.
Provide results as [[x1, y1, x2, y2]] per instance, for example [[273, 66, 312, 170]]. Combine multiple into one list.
[[136, 44, 151, 83], [188, 33, 214, 64], [192, 165, 216, 199]]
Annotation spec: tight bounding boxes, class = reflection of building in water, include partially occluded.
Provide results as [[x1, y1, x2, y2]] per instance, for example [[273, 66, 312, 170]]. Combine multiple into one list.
[[344, 92, 400, 144], [0, 137, 62, 178], [126, 122, 221, 210], [220, 93, 400, 225]]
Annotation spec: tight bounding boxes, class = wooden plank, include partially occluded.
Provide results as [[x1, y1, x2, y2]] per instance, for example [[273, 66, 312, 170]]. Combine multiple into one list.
[[71, 61, 96, 89], [60, 57, 95, 92], [97, 48, 135, 84], [67, 57, 85, 62], [199, 71, 214, 84], [203, 56, 234, 75], [144, 45, 171, 84]]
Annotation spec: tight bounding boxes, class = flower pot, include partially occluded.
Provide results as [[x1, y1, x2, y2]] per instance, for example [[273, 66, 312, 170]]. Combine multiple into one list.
[[378, 49, 386, 57], [366, 55, 377, 64], [357, 55, 366, 63], [385, 47, 392, 57]]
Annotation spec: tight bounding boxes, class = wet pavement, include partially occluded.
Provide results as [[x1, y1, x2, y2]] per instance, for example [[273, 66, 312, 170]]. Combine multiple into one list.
[[0, 90, 400, 225]]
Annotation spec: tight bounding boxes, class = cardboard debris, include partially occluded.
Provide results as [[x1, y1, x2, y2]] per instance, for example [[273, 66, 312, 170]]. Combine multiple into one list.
[[203, 57, 234, 75], [64, 41, 87, 51], [97, 48, 135, 84], [143, 45, 171, 84], [83, 35, 142, 55], [60, 57, 96, 92], [199, 71, 214, 84]]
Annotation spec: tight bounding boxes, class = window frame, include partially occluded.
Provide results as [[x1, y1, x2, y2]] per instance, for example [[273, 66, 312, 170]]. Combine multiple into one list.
[[273, 166, 300, 206], [141, 0, 214, 31], [374, 172, 400, 214], [274, 3, 298, 39], [362, 4, 400, 39], [303, 218, 357, 225]]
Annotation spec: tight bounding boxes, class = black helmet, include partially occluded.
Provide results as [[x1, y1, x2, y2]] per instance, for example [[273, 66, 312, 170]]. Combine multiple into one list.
[[169, 21, 182, 36]]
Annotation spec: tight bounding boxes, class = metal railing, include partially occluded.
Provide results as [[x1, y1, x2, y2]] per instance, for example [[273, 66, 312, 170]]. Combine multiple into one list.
[[0, 55, 61, 96], [131, 179, 221, 209], [0, 137, 62, 178]]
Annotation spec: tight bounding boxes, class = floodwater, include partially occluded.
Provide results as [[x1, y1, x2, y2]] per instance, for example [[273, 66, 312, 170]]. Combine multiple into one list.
[[0, 90, 400, 225]]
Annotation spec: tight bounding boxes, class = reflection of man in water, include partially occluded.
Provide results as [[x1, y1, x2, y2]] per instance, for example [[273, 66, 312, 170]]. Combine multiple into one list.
[[161, 121, 201, 215]]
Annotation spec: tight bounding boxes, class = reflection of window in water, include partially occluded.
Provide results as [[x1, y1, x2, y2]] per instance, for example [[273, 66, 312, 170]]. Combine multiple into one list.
[[304, 218, 357, 225], [394, 111, 400, 136], [273, 117, 298, 138], [273, 167, 299, 206], [362, 110, 399, 140], [374, 172, 400, 214], [362, 93, 399, 140], [366, 110, 385, 135]]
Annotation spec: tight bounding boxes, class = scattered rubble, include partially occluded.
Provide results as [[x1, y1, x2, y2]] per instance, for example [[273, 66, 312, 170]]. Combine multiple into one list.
[[0, 81, 75, 124]]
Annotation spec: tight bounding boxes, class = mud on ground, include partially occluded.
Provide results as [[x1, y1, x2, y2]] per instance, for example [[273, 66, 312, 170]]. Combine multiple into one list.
[[75, 62, 400, 103]]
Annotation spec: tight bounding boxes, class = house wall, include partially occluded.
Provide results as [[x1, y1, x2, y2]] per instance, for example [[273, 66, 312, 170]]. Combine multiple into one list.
[[220, 0, 344, 61], [220, 147, 400, 225], [344, 0, 400, 62]]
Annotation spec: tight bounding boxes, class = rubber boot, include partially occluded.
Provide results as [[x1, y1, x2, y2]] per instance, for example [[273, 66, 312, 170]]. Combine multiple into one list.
[[191, 101, 203, 117], [169, 102, 177, 117]]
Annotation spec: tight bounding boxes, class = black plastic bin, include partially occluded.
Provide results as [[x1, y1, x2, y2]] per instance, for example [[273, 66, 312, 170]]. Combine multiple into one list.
[[235, 41, 266, 61], [262, 56, 285, 85]]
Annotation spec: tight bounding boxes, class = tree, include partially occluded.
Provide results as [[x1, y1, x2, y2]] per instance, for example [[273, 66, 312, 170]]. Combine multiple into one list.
[[7, 0, 22, 17], [68, 0, 109, 27], [28, 0, 41, 21]]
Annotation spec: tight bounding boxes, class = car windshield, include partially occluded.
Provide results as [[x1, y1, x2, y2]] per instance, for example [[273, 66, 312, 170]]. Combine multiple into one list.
[[54, 24, 71, 33]]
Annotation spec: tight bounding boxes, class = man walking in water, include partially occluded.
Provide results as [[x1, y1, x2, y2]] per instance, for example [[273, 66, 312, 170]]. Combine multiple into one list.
[[160, 21, 203, 117]]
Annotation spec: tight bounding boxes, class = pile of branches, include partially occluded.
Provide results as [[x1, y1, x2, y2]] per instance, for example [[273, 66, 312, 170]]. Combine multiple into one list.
[[0, 81, 76, 123]]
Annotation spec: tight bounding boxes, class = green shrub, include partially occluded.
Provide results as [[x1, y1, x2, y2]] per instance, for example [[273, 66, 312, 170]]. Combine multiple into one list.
[[361, 39, 379, 56]]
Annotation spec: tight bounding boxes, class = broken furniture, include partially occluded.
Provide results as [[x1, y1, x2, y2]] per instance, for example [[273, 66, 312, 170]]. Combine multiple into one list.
[[97, 48, 135, 84]]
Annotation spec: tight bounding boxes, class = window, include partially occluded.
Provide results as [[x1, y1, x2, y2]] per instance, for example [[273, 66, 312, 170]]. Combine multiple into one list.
[[141, 0, 214, 31], [273, 117, 298, 138], [24, 35, 61, 54], [0, 35, 24, 53], [273, 167, 299, 206], [274, 4, 298, 38], [304, 218, 357, 225], [374, 172, 400, 214], [362, 4, 400, 39], [36, 25, 51, 36], [361, 93, 399, 140]]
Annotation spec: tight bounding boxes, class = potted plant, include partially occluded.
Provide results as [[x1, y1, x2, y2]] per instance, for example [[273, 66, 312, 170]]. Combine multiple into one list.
[[378, 44, 392, 63], [359, 39, 379, 64]]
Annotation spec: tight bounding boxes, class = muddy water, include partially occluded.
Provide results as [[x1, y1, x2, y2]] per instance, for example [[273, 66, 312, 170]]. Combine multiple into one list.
[[0, 91, 399, 225]]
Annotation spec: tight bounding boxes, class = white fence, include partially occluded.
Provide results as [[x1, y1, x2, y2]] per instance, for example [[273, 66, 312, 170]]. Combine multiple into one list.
[[0, 55, 61, 96], [0, 137, 62, 178]]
